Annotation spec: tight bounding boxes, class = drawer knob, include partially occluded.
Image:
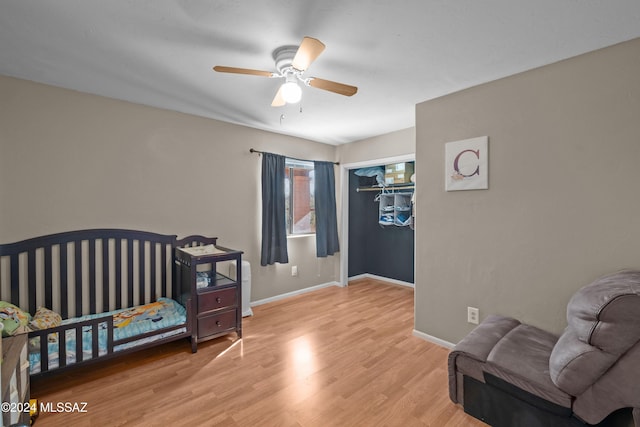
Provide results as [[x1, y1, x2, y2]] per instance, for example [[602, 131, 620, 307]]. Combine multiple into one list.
[[216, 297, 222, 303], [216, 320, 222, 327]]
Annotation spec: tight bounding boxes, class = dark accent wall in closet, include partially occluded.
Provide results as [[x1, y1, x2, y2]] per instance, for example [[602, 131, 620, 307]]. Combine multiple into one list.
[[348, 170, 414, 283]]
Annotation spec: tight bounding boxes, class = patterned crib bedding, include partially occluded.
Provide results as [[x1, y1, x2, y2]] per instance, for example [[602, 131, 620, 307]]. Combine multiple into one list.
[[29, 297, 187, 374]]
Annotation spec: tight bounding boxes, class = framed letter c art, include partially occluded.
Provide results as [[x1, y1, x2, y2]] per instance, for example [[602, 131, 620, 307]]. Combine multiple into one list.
[[445, 136, 489, 191]]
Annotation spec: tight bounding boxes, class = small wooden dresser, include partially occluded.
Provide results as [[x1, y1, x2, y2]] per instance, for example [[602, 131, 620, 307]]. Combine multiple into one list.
[[175, 244, 243, 352]]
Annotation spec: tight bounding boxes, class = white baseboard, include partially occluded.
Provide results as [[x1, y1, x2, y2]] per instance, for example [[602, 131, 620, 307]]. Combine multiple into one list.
[[348, 273, 414, 288], [412, 329, 455, 349], [251, 281, 341, 307]]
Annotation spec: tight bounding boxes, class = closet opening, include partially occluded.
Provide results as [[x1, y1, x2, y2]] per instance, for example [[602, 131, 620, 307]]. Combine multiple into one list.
[[339, 155, 415, 287]]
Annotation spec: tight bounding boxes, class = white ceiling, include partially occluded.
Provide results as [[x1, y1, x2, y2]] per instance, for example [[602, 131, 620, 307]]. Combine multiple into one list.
[[1, 1, 639, 145]]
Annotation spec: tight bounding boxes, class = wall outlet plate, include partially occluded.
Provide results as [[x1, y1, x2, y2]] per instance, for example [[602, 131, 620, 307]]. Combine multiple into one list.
[[467, 306, 479, 324], [291, 266, 298, 276]]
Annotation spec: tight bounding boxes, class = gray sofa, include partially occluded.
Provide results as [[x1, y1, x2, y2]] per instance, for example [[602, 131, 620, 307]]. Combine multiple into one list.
[[448, 270, 640, 427]]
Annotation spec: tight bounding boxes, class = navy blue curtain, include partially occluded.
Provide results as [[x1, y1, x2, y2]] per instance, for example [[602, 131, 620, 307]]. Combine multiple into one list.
[[314, 161, 340, 257], [261, 153, 289, 265]]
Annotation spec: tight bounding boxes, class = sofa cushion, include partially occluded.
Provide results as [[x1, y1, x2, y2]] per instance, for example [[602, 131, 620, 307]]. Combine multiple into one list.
[[486, 323, 572, 408]]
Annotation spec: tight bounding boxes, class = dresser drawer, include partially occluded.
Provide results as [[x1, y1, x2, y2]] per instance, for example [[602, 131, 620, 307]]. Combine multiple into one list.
[[198, 287, 237, 313], [198, 309, 237, 338]]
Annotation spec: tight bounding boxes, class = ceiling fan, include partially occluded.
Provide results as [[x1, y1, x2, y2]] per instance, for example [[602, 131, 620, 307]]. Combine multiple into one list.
[[213, 36, 358, 107]]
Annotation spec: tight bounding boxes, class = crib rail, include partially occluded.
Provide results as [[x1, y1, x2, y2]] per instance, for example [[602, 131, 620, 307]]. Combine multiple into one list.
[[28, 297, 192, 377], [29, 314, 114, 373]]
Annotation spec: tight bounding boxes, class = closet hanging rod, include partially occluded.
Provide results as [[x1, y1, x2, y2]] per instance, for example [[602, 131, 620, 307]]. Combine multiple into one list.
[[356, 185, 414, 192], [249, 148, 339, 165]]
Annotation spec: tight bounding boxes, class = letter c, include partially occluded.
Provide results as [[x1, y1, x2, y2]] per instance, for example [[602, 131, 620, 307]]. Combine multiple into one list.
[[453, 149, 480, 177]]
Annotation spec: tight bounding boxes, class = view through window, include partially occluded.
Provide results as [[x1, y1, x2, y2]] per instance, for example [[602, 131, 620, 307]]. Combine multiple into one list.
[[285, 159, 315, 235]]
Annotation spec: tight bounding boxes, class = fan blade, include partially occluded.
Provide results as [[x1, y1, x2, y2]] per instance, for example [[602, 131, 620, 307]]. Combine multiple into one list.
[[271, 86, 286, 107], [213, 66, 276, 77], [309, 77, 358, 96], [292, 37, 326, 71]]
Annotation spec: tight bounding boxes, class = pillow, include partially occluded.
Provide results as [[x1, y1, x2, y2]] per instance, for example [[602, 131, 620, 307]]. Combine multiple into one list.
[[0, 301, 31, 336], [29, 306, 62, 330]]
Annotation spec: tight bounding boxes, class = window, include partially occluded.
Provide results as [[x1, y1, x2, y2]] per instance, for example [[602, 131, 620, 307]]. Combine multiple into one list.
[[284, 159, 315, 235]]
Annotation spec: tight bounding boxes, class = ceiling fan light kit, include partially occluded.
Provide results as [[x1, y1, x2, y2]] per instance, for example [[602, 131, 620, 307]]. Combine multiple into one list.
[[281, 79, 302, 104], [214, 36, 357, 107]]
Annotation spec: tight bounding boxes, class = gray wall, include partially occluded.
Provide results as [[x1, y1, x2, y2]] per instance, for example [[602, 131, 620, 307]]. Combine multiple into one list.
[[337, 128, 415, 165], [0, 76, 337, 302], [415, 37, 640, 343]]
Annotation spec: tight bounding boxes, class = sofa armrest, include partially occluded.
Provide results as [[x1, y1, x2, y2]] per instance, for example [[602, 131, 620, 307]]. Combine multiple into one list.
[[448, 314, 521, 403], [453, 314, 521, 362]]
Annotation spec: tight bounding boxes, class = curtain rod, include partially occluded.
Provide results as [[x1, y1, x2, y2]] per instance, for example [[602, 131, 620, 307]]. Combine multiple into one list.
[[249, 148, 339, 165]]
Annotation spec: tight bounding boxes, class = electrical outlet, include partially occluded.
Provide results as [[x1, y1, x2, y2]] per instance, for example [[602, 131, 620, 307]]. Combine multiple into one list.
[[291, 266, 298, 276], [467, 307, 479, 324]]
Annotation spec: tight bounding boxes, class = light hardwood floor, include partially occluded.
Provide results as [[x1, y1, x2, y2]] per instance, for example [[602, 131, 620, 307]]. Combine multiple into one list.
[[31, 278, 488, 426]]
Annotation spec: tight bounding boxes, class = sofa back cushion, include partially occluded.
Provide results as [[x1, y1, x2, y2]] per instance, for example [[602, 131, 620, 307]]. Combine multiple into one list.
[[550, 270, 640, 395]]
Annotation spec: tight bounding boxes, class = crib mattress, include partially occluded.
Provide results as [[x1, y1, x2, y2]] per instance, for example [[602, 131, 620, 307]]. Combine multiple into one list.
[[29, 297, 187, 374]]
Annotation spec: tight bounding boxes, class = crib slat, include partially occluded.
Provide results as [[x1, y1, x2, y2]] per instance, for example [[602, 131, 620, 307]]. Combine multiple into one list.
[[59, 329, 67, 368], [76, 325, 83, 362], [150, 242, 157, 301], [92, 323, 99, 358], [139, 239, 145, 304], [39, 335, 49, 372], [28, 248, 36, 314], [102, 239, 110, 313], [127, 239, 134, 308], [160, 245, 169, 297], [106, 317, 114, 354], [89, 239, 96, 314], [115, 238, 122, 310], [44, 245, 53, 309], [60, 243, 68, 319], [161, 243, 168, 298], [10, 254, 19, 307], [74, 241, 82, 317]]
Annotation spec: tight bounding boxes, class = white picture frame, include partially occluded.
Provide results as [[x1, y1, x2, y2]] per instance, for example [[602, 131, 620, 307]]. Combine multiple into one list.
[[445, 136, 489, 191]]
